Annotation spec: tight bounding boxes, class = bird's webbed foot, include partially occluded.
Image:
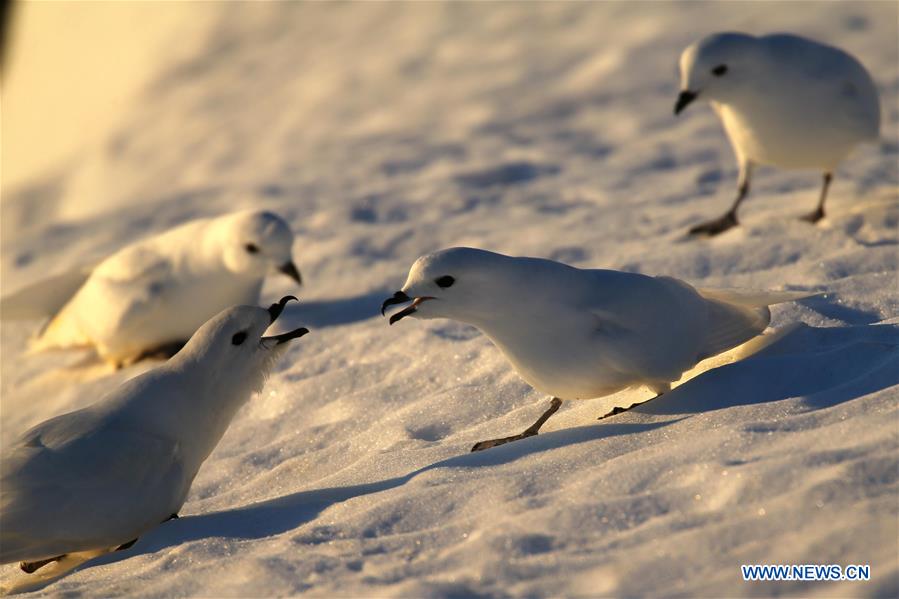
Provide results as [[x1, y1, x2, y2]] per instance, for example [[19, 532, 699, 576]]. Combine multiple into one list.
[[598, 392, 665, 421], [471, 431, 537, 452], [799, 207, 825, 224], [471, 397, 563, 452], [688, 211, 739, 237], [115, 538, 138, 551], [20, 555, 64, 574]]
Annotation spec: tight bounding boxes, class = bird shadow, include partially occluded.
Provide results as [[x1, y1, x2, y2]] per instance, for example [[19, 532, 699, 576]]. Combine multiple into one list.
[[274, 290, 388, 330], [797, 294, 883, 325], [52, 420, 672, 581], [637, 322, 899, 416], [10, 324, 897, 591]]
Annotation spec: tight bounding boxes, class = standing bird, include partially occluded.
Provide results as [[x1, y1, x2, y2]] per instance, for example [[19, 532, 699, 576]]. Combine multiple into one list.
[[26, 210, 303, 367], [0, 296, 308, 581], [674, 32, 880, 236], [382, 247, 812, 451]]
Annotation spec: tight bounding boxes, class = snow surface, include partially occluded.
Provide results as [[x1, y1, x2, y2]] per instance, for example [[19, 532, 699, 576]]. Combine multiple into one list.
[[1, 1, 898, 597]]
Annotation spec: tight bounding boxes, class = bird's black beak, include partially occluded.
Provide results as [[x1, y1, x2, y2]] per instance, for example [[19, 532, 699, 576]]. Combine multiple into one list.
[[278, 261, 302, 285], [381, 291, 411, 316], [267, 295, 298, 323], [263, 295, 307, 344], [262, 326, 310, 344], [381, 291, 432, 325], [388, 304, 418, 325], [674, 90, 698, 115]]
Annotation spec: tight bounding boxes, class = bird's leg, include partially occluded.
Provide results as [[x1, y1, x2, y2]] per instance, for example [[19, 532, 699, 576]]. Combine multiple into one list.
[[115, 538, 138, 551], [471, 397, 563, 452], [689, 163, 753, 237], [799, 172, 832, 223], [100, 514, 179, 556], [133, 340, 189, 363], [20, 555, 65, 574], [598, 385, 668, 421]]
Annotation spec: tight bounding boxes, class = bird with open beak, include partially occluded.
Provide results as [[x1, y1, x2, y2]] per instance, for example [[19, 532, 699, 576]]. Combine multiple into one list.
[[1, 296, 307, 587], [383, 247, 813, 451]]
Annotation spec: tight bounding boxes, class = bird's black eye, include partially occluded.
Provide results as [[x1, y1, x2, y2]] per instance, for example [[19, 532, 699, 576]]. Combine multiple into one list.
[[245, 243, 259, 254], [231, 331, 248, 345], [435, 275, 455, 288], [711, 64, 728, 77]]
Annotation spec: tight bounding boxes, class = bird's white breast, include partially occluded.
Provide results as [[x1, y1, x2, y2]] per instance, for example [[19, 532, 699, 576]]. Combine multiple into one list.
[[718, 97, 870, 171]]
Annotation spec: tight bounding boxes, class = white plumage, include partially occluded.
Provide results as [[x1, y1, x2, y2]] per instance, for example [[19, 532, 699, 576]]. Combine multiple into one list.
[[0, 298, 308, 572], [675, 32, 880, 235], [383, 247, 812, 449], [20, 210, 302, 366]]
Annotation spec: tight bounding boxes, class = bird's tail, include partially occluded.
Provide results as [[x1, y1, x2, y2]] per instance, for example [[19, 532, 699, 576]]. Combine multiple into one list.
[[1, 269, 95, 353], [29, 310, 91, 353], [0, 269, 91, 322], [697, 287, 819, 308], [696, 288, 817, 360]]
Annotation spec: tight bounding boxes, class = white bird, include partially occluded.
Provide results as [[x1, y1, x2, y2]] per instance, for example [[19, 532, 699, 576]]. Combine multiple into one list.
[[674, 32, 880, 236], [382, 247, 812, 451], [0, 296, 308, 579], [25, 210, 303, 367]]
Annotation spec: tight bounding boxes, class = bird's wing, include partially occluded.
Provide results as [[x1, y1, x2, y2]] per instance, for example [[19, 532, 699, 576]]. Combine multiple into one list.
[[585, 272, 712, 382], [1, 415, 185, 563], [94, 248, 176, 334], [694, 287, 818, 360], [763, 34, 881, 138], [39, 246, 176, 349], [90, 242, 174, 284], [584, 274, 799, 382], [0, 267, 94, 321]]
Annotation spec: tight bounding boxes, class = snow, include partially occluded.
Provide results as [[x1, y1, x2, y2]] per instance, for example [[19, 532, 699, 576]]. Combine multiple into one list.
[[1, 1, 897, 596]]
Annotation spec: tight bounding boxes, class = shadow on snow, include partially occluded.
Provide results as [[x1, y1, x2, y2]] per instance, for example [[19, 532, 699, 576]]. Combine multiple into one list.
[[640, 322, 899, 415], [28, 322, 899, 586], [85, 420, 669, 571]]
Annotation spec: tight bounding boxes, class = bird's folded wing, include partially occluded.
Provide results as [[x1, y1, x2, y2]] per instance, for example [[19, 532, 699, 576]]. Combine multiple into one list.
[[33, 246, 175, 350], [79, 249, 176, 339], [586, 275, 712, 381], [1, 427, 183, 563], [694, 287, 819, 360], [91, 244, 172, 283]]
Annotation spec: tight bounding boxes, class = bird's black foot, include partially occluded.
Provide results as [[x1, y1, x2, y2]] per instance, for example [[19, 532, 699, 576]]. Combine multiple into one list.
[[115, 538, 138, 551], [688, 211, 739, 237], [597, 405, 631, 420], [471, 431, 536, 452], [598, 394, 663, 421], [471, 397, 563, 452], [20, 555, 64, 574], [799, 207, 825, 224], [164, 513, 179, 522]]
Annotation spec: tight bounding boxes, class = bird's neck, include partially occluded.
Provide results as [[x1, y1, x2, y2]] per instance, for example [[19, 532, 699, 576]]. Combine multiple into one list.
[[127, 362, 258, 470]]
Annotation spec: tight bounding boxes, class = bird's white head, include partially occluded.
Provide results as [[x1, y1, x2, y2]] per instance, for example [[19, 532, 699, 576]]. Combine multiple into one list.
[[675, 32, 761, 115], [175, 296, 308, 395], [219, 210, 302, 285], [381, 247, 538, 327]]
